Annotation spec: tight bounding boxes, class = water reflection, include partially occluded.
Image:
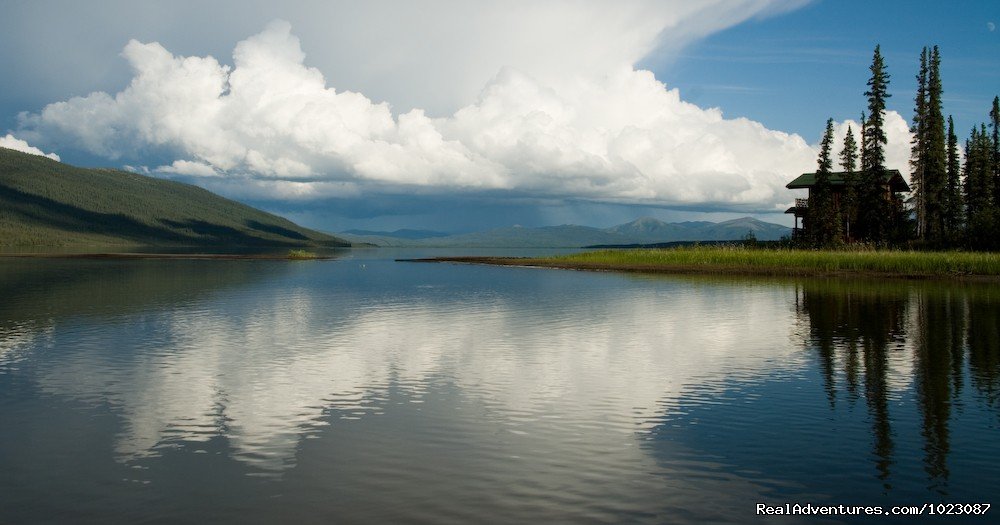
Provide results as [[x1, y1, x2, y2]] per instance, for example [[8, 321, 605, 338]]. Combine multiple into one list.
[[796, 281, 908, 491], [968, 290, 1000, 406], [796, 280, 1000, 497], [5, 261, 806, 476], [3, 257, 1000, 523], [0, 257, 313, 326], [0, 258, 307, 374]]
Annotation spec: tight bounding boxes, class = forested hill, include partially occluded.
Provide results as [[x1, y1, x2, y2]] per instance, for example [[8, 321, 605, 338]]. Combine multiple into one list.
[[0, 148, 349, 247]]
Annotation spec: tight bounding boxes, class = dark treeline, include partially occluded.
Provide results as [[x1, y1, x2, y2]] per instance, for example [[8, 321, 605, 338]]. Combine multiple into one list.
[[805, 45, 999, 250]]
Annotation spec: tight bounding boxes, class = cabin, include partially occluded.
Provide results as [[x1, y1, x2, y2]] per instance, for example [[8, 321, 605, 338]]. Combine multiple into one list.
[[784, 170, 910, 240]]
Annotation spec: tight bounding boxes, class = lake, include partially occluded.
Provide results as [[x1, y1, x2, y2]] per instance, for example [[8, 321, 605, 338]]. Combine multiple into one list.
[[1, 249, 998, 524]]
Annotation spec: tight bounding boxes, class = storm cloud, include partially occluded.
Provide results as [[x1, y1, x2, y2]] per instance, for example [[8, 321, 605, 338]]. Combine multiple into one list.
[[11, 2, 913, 220]]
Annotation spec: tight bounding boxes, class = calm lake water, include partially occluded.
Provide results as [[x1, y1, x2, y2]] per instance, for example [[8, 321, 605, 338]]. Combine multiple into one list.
[[1, 249, 999, 524]]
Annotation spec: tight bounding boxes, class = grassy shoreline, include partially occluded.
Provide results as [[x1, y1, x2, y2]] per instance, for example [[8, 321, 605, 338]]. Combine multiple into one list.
[[405, 247, 1000, 281]]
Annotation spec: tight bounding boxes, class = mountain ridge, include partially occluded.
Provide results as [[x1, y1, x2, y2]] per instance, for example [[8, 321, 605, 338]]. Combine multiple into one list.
[[339, 216, 790, 248], [343, 228, 450, 239]]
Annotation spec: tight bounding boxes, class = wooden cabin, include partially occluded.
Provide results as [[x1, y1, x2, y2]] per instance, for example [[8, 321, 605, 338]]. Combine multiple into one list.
[[784, 170, 910, 240]]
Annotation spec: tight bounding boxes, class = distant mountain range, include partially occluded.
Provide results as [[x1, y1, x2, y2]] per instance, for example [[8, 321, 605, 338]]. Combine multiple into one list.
[[339, 216, 791, 248], [342, 228, 450, 240], [0, 147, 349, 247]]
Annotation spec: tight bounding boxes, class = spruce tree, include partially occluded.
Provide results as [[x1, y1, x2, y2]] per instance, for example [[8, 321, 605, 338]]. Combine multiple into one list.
[[910, 47, 928, 238], [923, 46, 947, 242], [944, 115, 963, 238], [840, 125, 859, 240], [964, 124, 997, 249], [963, 128, 982, 221], [858, 45, 893, 244], [810, 119, 842, 247], [962, 130, 974, 224], [991, 96, 1000, 204], [862, 47, 890, 172], [841, 126, 858, 173], [860, 112, 868, 166]]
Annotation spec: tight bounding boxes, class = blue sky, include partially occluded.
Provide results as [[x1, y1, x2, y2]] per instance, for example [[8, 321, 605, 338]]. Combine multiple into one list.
[[1, 1, 997, 232], [659, 0, 999, 140]]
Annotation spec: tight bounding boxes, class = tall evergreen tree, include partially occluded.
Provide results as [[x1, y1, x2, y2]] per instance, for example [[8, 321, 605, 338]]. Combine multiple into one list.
[[818, 119, 836, 175], [860, 112, 868, 167], [910, 47, 929, 238], [944, 115, 963, 237], [858, 45, 893, 243], [964, 124, 997, 249], [862, 48, 890, 173], [841, 126, 858, 173], [840, 125, 859, 240], [810, 119, 842, 247], [991, 96, 1000, 204], [923, 46, 948, 242], [963, 128, 982, 219]]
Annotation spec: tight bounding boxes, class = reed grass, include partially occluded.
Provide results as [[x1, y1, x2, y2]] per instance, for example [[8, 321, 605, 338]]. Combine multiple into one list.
[[539, 246, 1000, 277], [286, 249, 319, 260]]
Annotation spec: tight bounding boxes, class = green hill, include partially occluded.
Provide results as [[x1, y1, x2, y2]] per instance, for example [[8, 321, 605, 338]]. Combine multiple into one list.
[[0, 148, 349, 248]]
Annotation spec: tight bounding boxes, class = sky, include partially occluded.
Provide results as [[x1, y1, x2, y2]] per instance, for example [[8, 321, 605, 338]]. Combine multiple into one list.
[[1, 0, 997, 232]]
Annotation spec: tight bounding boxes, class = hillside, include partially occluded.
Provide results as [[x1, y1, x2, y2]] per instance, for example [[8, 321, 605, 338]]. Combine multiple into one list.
[[339, 217, 791, 248], [0, 148, 349, 247], [609, 216, 790, 243]]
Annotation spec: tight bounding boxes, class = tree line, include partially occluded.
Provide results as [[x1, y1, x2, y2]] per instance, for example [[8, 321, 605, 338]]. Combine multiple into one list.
[[806, 45, 999, 250]]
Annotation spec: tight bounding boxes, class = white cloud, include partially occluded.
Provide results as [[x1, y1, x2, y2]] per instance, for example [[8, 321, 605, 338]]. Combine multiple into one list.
[[156, 160, 220, 177], [17, 12, 915, 213], [0, 133, 60, 161], [2, 0, 811, 118], [35, 274, 806, 470], [829, 112, 914, 179]]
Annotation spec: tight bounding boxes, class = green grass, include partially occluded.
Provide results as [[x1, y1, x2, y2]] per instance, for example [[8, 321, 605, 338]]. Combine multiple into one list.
[[286, 249, 320, 260], [535, 246, 1000, 277]]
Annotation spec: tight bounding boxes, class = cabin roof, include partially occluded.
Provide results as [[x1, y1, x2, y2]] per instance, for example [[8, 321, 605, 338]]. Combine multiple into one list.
[[786, 169, 910, 192]]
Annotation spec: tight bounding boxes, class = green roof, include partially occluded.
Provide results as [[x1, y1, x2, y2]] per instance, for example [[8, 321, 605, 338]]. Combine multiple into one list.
[[786, 170, 910, 192]]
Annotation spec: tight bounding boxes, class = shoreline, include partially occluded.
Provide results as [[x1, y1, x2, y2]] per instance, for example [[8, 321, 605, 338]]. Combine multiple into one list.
[[399, 256, 1000, 282]]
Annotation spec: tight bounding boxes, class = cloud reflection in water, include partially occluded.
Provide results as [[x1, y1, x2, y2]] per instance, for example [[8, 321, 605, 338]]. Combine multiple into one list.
[[29, 271, 804, 473]]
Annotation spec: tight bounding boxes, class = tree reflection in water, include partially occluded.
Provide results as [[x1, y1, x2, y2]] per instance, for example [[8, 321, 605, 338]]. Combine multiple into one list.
[[797, 280, 1000, 496]]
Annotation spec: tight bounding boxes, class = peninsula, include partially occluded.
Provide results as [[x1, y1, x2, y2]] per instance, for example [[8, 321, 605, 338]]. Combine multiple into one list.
[[405, 247, 1000, 281]]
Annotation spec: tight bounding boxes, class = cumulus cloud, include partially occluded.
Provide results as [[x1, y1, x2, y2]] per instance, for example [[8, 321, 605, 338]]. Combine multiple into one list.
[[17, 15, 912, 212], [156, 160, 220, 177], [0, 133, 60, 161], [1, 0, 811, 118], [829, 112, 914, 175]]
